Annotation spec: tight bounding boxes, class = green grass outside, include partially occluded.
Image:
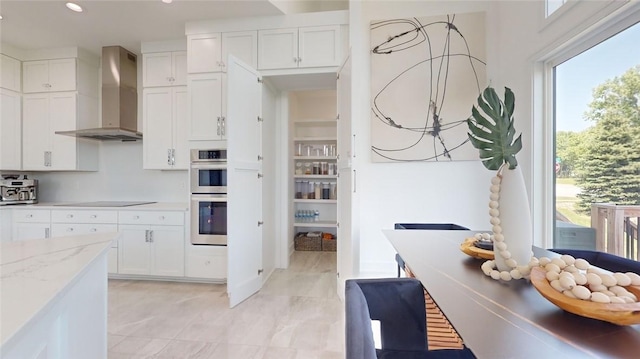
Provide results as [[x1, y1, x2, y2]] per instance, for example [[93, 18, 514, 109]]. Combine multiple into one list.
[[556, 177, 577, 185], [556, 196, 591, 227]]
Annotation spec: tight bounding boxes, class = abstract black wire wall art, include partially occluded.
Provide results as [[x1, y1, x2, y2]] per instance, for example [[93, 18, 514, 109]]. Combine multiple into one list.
[[370, 12, 487, 162]]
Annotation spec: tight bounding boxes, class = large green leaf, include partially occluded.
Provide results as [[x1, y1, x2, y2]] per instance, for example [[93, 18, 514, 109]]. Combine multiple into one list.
[[467, 87, 522, 170]]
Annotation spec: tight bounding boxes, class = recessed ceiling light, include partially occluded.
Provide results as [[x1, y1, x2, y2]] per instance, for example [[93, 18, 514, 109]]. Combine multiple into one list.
[[0, 15, 3, 20], [66, 2, 83, 12], [162, 0, 173, 3]]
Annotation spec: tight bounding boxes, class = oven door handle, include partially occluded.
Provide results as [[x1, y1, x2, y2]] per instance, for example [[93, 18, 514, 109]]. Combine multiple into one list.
[[191, 194, 228, 202], [190, 163, 227, 170]]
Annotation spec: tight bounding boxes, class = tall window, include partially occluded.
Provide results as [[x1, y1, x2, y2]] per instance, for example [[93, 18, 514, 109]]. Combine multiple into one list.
[[553, 22, 640, 256]]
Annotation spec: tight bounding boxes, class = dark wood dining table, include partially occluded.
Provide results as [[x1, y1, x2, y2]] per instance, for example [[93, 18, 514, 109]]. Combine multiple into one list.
[[383, 229, 640, 359]]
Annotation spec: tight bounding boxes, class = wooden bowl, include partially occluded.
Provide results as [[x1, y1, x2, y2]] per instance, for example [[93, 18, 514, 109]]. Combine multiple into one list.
[[530, 266, 640, 325], [459, 237, 494, 260]]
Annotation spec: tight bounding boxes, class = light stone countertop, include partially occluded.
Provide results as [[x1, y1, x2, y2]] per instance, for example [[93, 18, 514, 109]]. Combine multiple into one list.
[[0, 232, 118, 349], [15, 202, 189, 211]]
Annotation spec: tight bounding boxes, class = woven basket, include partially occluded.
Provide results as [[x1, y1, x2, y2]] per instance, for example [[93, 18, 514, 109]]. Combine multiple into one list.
[[322, 237, 337, 251], [294, 233, 322, 251]]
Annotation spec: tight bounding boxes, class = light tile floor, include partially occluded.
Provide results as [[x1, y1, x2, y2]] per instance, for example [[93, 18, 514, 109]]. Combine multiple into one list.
[[108, 251, 343, 359]]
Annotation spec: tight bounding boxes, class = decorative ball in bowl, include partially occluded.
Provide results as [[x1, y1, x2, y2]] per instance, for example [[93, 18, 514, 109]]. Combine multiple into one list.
[[530, 266, 640, 325]]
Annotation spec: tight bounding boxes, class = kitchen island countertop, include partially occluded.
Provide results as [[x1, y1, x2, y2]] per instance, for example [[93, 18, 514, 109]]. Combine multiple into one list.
[[0, 232, 118, 356]]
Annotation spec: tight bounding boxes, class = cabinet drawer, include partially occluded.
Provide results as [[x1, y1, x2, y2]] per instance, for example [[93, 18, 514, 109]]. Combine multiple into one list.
[[13, 209, 51, 223], [50, 223, 118, 238], [186, 252, 227, 279], [118, 211, 184, 226], [51, 210, 118, 224]]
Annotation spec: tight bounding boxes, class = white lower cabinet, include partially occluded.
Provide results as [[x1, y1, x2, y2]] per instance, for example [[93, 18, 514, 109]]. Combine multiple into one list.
[[12, 209, 51, 241], [186, 245, 227, 279], [118, 211, 185, 277], [50, 209, 119, 273]]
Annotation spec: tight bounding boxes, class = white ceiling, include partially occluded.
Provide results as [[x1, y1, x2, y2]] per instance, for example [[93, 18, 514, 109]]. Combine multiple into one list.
[[0, 0, 348, 57]]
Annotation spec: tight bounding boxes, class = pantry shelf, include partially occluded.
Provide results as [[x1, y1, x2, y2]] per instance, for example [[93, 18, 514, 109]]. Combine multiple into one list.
[[294, 199, 337, 204], [294, 175, 338, 179], [294, 221, 337, 228]]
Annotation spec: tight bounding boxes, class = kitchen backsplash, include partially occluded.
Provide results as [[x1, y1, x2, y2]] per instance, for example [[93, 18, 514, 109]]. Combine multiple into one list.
[[2, 142, 188, 203]]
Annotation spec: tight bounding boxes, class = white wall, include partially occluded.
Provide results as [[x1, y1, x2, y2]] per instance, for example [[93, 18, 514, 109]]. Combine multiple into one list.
[[350, 0, 639, 276], [32, 141, 188, 203], [351, 1, 498, 276]]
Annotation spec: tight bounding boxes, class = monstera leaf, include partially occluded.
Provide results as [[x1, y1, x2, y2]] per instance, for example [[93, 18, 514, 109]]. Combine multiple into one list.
[[467, 87, 522, 170]]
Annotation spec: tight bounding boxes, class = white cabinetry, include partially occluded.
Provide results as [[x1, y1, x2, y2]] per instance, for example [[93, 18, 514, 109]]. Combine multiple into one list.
[[0, 89, 22, 170], [22, 92, 98, 171], [50, 210, 119, 273], [186, 245, 227, 279], [118, 211, 185, 277], [258, 25, 341, 70], [187, 31, 257, 73], [188, 72, 226, 141], [142, 51, 187, 87], [290, 90, 338, 247], [143, 86, 188, 169], [22, 59, 76, 93], [12, 209, 52, 241], [1, 54, 22, 92]]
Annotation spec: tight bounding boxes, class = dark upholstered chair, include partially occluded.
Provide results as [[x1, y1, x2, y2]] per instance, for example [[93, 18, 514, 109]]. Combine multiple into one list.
[[550, 249, 640, 274], [345, 278, 476, 359], [393, 224, 470, 277]]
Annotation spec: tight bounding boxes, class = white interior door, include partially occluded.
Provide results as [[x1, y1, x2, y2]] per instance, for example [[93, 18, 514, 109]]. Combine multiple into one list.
[[337, 54, 354, 299], [226, 55, 263, 308]]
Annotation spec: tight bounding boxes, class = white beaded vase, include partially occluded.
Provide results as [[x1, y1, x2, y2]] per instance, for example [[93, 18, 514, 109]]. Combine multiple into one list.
[[494, 166, 533, 271]]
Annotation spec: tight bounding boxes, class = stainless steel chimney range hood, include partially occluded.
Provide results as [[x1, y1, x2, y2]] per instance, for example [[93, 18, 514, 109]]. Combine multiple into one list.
[[56, 46, 142, 141]]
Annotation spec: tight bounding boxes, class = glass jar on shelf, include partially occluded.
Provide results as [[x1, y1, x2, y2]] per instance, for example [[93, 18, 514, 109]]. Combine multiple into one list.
[[295, 162, 303, 175], [322, 182, 330, 200], [328, 163, 336, 175], [295, 180, 303, 199], [312, 161, 320, 175], [301, 181, 309, 199], [304, 145, 313, 157], [314, 182, 322, 199], [321, 162, 328, 175], [330, 182, 337, 199], [304, 162, 312, 175], [308, 181, 315, 199], [296, 143, 304, 156]]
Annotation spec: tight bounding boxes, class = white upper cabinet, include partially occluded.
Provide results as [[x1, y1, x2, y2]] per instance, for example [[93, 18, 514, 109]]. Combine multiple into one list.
[[143, 86, 188, 169], [258, 28, 298, 70], [22, 92, 98, 171], [0, 89, 22, 170], [188, 31, 257, 73], [221, 31, 258, 70], [1, 54, 22, 92], [142, 51, 187, 87], [23, 58, 77, 93], [258, 25, 341, 70], [188, 33, 222, 73], [188, 72, 225, 141]]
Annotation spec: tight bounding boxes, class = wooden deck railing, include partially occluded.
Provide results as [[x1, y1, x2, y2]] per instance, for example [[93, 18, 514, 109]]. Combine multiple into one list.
[[591, 203, 640, 260]]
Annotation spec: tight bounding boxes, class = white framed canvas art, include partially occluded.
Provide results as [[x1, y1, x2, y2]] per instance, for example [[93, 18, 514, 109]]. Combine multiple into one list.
[[370, 12, 487, 162]]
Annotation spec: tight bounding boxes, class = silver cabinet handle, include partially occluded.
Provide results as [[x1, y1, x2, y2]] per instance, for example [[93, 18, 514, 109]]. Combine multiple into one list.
[[90, 228, 97, 232], [149, 230, 154, 243], [45, 228, 50, 238], [167, 148, 172, 165], [171, 149, 176, 166], [67, 214, 74, 218], [298, 57, 302, 63], [90, 214, 97, 219], [26, 214, 33, 218], [221, 117, 226, 136], [67, 227, 74, 232], [159, 215, 165, 220], [145, 229, 149, 242], [133, 215, 139, 220], [217, 117, 221, 135]]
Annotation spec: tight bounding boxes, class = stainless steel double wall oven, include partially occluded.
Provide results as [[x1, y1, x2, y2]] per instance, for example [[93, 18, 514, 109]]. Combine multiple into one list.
[[190, 149, 228, 245]]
